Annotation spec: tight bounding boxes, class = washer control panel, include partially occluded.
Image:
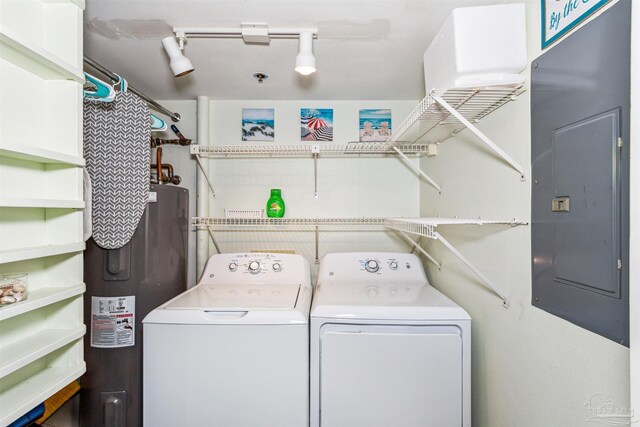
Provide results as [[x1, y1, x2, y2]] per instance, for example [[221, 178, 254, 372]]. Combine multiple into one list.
[[199, 253, 311, 286]]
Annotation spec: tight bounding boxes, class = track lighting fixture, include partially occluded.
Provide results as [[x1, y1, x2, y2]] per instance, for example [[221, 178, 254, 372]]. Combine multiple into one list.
[[161, 32, 194, 77], [167, 24, 318, 76], [294, 32, 316, 76]]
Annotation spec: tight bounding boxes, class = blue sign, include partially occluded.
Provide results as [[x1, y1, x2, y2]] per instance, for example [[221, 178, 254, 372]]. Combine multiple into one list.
[[542, 0, 611, 48]]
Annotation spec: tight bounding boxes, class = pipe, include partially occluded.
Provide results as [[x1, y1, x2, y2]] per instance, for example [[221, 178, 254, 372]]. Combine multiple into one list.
[[83, 56, 181, 122], [196, 96, 210, 276], [156, 147, 164, 183]]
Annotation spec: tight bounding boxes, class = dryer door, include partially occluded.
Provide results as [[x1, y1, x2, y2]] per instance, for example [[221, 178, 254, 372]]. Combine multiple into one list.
[[319, 324, 463, 427]]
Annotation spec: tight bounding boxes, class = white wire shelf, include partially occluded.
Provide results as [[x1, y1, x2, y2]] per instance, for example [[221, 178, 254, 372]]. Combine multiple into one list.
[[193, 217, 388, 229], [193, 216, 523, 233], [387, 85, 525, 146], [195, 216, 526, 308], [383, 84, 527, 186], [191, 143, 434, 158]]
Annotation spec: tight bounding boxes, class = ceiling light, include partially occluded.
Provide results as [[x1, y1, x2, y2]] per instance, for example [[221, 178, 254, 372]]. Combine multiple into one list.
[[170, 25, 318, 76], [295, 32, 316, 76], [161, 34, 194, 77]]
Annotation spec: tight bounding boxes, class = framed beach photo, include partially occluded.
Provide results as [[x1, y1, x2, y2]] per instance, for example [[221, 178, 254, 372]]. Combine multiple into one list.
[[301, 109, 333, 141], [242, 108, 275, 141], [359, 109, 391, 142]]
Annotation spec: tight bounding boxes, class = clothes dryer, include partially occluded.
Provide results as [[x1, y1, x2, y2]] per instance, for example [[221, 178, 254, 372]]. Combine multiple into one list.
[[310, 252, 471, 427], [143, 253, 311, 427]]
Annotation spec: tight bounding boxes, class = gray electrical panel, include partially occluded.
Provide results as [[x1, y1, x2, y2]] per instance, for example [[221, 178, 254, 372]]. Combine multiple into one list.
[[531, 0, 629, 345]]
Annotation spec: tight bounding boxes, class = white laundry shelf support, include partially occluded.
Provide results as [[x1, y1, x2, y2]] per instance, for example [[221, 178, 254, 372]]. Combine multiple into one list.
[[434, 231, 509, 308], [384, 217, 527, 308], [393, 147, 441, 193], [192, 216, 526, 307], [383, 85, 526, 186], [194, 155, 216, 198], [398, 231, 441, 269], [432, 94, 526, 181]]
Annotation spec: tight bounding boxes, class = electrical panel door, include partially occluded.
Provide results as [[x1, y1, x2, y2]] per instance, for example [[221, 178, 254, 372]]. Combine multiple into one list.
[[531, 0, 629, 345]]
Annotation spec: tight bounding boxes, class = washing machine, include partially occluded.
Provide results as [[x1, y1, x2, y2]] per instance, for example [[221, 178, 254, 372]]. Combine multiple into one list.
[[310, 252, 471, 427], [143, 253, 311, 427]]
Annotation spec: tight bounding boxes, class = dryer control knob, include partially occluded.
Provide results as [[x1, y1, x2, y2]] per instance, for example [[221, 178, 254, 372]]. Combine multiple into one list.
[[272, 263, 281, 272], [365, 260, 379, 273], [248, 261, 261, 274], [389, 261, 398, 270], [228, 262, 238, 272]]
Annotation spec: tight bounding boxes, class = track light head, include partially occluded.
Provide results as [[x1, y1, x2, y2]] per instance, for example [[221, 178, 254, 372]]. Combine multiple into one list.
[[295, 32, 316, 76], [161, 36, 194, 77]]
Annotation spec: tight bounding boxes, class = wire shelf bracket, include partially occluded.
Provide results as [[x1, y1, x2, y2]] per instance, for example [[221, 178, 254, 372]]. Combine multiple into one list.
[[384, 217, 527, 308], [194, 154, 216, 198], [383, 85, 527, 186], [432, 94, 526, 181], [392, 146, 441, 193]]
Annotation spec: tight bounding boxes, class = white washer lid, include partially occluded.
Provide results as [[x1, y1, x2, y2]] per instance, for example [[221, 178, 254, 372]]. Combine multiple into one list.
[[310, 282, 470, 321], [165, 283, 301, 310]]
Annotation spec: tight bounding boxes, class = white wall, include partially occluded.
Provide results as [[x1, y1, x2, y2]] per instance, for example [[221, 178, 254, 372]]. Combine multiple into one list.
[[152, 100, 198, 287], [418, 2, 630, 426], [206, 100, 418, 279]]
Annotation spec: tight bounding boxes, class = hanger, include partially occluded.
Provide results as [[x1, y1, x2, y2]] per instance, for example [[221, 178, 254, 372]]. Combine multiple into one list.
[[113, 74, 128, 92], [83, 72, 115, 102], [150, 114, 167, 131]]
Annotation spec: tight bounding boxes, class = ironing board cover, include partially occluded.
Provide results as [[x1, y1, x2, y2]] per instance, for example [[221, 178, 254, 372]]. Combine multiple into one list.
[[83, 91, 150, 249]]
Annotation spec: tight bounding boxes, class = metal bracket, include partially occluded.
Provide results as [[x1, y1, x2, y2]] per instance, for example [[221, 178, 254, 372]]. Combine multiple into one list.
[[312, 143, 320, 198], [194, 154, 216, 198], [399, 231, 441, 269], [434, 230, 509, 308], [432, 94, 527, 181], [392, 147, 441, 193]]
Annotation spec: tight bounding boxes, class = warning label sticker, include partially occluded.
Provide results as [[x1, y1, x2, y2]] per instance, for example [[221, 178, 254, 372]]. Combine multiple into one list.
[[91, 296, 135, 348]]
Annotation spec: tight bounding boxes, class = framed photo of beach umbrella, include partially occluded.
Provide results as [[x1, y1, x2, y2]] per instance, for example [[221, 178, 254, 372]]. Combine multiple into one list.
[[359, 109, 391, 142], [301, 108, 333, 141]]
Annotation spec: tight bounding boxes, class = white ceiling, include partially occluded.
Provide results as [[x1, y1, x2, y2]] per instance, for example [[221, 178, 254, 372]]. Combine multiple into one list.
[[84, 0, 515, 100]]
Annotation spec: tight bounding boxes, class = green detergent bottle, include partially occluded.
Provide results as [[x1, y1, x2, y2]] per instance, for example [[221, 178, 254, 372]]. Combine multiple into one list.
[[266, 189, 285, 218]]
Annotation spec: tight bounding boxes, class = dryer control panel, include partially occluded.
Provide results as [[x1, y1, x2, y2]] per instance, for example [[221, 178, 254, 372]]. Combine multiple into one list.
[[199, 253, 311, 286], [317, 252, 428, 286]]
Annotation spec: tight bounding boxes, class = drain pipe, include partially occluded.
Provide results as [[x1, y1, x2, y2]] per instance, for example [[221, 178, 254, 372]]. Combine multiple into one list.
[[196, 96, 210, 278]]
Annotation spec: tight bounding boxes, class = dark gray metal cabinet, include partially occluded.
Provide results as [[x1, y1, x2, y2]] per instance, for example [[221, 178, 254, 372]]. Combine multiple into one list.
[[531, 0, 630, 345]]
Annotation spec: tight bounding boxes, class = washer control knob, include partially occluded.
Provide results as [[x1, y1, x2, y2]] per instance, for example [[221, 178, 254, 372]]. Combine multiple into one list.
[[228, 262, 238, 272], [366, 286, 379, 298], [248, 261, 261, 274], [365, 260, 379, 273], [272, 263, 281, 272], [389, 261, 398, 270]]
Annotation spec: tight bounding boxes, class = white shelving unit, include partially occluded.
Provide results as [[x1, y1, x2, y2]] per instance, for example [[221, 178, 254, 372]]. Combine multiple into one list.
[[384, 85, 527, 191], [193, 216, 526, 307], [0, 1, 85, 425], [193, 85, 527, 307]]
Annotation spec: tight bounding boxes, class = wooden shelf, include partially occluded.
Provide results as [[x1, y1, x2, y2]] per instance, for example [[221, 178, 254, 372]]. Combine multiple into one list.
[[0, 26, 83, 82], [0, 363, 86, 426], [0, 197, 84, 209], [0, 326, 85, 379], [0, 143, 84, 166], [0, 284, 85, 322], [0, 242, 85, 265]]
